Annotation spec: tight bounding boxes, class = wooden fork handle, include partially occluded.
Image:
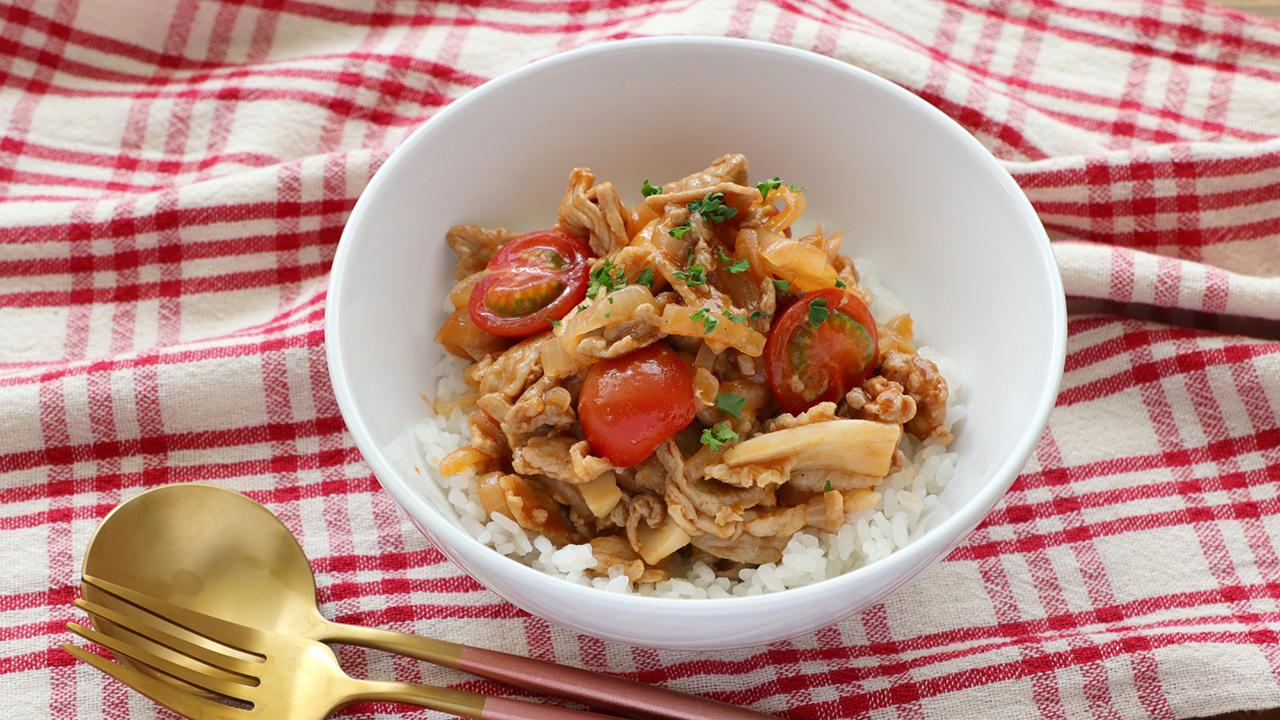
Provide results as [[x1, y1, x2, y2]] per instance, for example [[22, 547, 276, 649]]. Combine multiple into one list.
[[346, 678, 620, 720], [325, 622, 777, 720], [482, 696, 622, 720], [459, 646, 778, 720]]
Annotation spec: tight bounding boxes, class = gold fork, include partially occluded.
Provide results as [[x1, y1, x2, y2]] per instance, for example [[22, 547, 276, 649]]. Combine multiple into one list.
[[65, 576, 620, 720]]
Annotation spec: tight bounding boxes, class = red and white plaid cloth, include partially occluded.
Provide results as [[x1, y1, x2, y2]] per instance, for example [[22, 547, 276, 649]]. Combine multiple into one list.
[[3, 1, 1279, 718]]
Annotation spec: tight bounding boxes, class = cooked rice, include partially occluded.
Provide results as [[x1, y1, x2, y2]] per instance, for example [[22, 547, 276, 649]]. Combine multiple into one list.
[[391, 258, 964, 598]]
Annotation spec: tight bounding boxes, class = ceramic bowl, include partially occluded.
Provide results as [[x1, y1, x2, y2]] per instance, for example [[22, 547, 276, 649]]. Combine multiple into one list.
[[326, 37, 1066, 650]]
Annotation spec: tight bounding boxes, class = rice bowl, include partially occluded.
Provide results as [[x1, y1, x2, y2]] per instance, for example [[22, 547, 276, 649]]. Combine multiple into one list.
[[325, 37, 1066, 648]]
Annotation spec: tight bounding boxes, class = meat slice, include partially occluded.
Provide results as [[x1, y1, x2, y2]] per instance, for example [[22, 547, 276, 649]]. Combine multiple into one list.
[[665, 154, 749, 193], [505, 377, 575, 438], [846, 376, 917, 425], [470, 336, 545, 400], [690, 530, 788, 565], [642, 183, 759, 226], [557, 168, 629, 256], [511, 436, 612, 486], [879, 350, 952, 444], [765, 401, 841, 432], [589, 535, 666, 584], [446, 225, 515, 279], [607, 493, 666, 554], [661, 441, 773, 539]]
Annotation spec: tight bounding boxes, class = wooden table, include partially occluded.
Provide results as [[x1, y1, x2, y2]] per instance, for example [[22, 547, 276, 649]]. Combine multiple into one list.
[[1218, 0, 1280, 19]]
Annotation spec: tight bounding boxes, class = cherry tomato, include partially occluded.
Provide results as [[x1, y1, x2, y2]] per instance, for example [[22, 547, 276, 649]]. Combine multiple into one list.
[[578, 344, 698, 467], [469, 230, 591, 337], [763, 288, 879, 414]]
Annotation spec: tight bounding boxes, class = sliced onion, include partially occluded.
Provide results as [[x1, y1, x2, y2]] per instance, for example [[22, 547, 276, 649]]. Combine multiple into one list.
[[763, 185, 807, 232], [540, 334, 586, 379], [541, 285, 657, 378], [448, 272, 484, 310], [758, 229, 839, 292], [659, 304, 766, 357]]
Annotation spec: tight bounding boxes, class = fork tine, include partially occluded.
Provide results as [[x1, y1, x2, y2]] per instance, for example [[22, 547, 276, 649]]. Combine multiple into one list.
[[62, 643, 247, 720], [83, 575, 267, 653], [67, 622, 257, 703], [75, 597, 261, 678]]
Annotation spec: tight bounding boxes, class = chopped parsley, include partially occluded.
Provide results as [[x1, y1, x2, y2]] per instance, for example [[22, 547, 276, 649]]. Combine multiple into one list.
[[808, 297, 830, 328], [749, 309, 771, 322], [550, 319, 561, 328], [641, 178, 662, 197], [823, 480, 834, 492], [607, 296, 615, 304], [587, 259, 628, 299], [835, 278, 847, 288], [603, 310, 612, 319], [669, 223, 691, 239], [756, 176, 782, 200], [716, 247, 750, 273], [690, 307, 718, 333], [634, 267, 654, 287], [687, 192, 738, 224], [772, 278, 791, 292], [722, 310, 746, 324], [715, 393, 746, 418], [700, 422, 739, 450], [673, 260, 706, 287]]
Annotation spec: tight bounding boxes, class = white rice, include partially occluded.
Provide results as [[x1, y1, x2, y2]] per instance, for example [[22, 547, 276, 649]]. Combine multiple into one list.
[[397, 259, 964, 598]]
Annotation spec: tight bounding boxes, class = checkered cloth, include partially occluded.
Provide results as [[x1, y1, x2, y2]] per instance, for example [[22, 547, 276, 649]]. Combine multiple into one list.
[[3, 1, 1279, 718]]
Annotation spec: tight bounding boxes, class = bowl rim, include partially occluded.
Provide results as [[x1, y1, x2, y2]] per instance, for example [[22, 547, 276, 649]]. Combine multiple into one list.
[[325, 36, 1068, 611]]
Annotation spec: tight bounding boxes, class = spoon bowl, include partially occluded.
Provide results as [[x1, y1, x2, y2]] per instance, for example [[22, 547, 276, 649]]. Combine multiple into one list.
[[78, 484, 777, 720], [83, 484, 324, 638]]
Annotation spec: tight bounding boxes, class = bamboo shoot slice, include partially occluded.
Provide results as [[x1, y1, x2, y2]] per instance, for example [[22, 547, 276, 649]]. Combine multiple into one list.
[[722, 419, 902, 477], [634, 512, 693, 565], [579, 472, 623, 518]]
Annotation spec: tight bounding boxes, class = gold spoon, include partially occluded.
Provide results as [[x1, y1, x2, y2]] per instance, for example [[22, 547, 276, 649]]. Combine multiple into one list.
[[82, 484, 774, 720]]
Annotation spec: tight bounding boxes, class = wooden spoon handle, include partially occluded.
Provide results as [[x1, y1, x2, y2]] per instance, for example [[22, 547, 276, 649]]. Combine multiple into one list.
[[325, 622, 777, 720]]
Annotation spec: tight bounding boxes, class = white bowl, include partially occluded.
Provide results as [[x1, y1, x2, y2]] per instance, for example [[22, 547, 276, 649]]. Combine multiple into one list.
[[326, 37, 1066, 650]]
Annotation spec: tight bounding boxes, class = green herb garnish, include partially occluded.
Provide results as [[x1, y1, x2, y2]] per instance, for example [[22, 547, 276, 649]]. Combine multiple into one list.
[[715, 393, 746, 418], [772, 278, 791, 292], [690, 307, 718, 333], [673, 261, 706, 287], [700, 422, 739, 450], [587, 259, 628, 299], [722, 310, 746, 324], [669, 223, 691, 239], [808, 297, 830, 328], [716, 247, 750, 273], [641, 179, 662, 197], [687, 192, 738, 224], [749, 310, 771, 322], [823, 480, 834, 492], [756, 176, 782, 200], [550, 319, 561, 328], [634, 268, 654, 287], [835, 278, 847, 288]]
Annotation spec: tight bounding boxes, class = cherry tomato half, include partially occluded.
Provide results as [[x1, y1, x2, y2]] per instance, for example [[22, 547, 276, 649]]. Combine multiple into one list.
[[578, 344, 698, 467], [468, 230, 592, 337], [763, 288, 879, 415]]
